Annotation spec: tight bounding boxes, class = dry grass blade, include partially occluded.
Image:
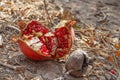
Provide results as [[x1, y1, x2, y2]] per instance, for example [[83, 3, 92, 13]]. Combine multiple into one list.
[[43, 0, 52, 27]]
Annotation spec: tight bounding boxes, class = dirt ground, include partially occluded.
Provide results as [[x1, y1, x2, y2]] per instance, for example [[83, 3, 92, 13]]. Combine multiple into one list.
[[0, 0, 120, 80], [55, 0, 120, 29]]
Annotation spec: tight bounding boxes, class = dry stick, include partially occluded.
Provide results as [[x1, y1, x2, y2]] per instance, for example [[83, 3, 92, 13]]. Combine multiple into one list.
[[43, 0, 52, 28], [0, 61, 24, 71], [1, 18, 20, 31], [7, 25, 20, 31]]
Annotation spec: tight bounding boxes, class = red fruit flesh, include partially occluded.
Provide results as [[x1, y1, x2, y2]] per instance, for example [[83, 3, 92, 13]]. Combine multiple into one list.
[[39, 32, 57, 56], [22, 21, 49, 35]]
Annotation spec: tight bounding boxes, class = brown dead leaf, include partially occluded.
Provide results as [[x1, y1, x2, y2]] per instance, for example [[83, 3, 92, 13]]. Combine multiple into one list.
[[115, 50, 120, 59], [10, 35, 18, 43], [5, 1, 12, 5], [17, 20, 27, 31], [107, 55, 114, 63], [114, 43, 120, 49], [21, 7, 31, 16], [0, 6, 4, 11]]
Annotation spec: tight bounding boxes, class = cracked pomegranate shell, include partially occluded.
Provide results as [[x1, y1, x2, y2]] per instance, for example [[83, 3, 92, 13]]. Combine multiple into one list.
[[18, 20, 76, 60]]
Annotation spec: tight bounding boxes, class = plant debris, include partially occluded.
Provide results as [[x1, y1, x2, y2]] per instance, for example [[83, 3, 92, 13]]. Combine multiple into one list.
[[0, 0, 120, 80]]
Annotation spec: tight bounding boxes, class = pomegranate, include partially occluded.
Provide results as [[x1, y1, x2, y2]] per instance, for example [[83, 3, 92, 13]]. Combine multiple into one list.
[[18, 20, 76, 60]]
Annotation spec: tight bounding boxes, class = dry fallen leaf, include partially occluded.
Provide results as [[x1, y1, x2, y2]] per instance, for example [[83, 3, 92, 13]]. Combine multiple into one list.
[[115, 50, 120, 59], [17, 20, 27, 31], [0, 6, 4, 11], [10, 35, 19, 43], [107, 55, 114, 63], [5, 1, 12, 5], [114, 43, 120, 49]]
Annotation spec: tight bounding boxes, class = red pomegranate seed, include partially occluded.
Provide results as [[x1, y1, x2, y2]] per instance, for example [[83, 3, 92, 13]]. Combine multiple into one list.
[[110, 70, 115, 74]]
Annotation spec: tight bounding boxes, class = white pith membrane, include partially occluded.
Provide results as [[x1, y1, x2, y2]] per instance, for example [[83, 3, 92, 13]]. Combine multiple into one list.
[[44, 32, 54, 36], [24, 37, 43, 51]]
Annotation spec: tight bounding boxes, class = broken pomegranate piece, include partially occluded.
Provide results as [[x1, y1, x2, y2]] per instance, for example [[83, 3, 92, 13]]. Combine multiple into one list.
[[18, 20, 76, 60], [54, 20, 76, 57]]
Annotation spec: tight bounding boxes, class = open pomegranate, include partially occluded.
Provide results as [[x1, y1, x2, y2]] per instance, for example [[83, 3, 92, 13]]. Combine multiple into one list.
[[18, 20, 76, 60]]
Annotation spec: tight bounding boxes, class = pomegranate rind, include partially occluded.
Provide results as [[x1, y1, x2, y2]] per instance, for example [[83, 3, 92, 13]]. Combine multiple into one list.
[[18, 39, 53, 60], [54, 20, 76, 58]]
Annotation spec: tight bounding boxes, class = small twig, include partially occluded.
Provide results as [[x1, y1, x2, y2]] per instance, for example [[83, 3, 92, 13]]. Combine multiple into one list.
[[18, 74, 25, 80], [7, 25, 20, 32], [43, 0, 52, 27], [98, 12, 107, 22], [1, 22, 20, 32], [1, 19, 20, 31], [0, 61, 24, 71]]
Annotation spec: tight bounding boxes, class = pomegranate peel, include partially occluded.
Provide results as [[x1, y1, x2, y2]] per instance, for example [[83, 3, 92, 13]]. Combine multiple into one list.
[[18, 20, 76, 60], [18, 39, 52, 60]]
